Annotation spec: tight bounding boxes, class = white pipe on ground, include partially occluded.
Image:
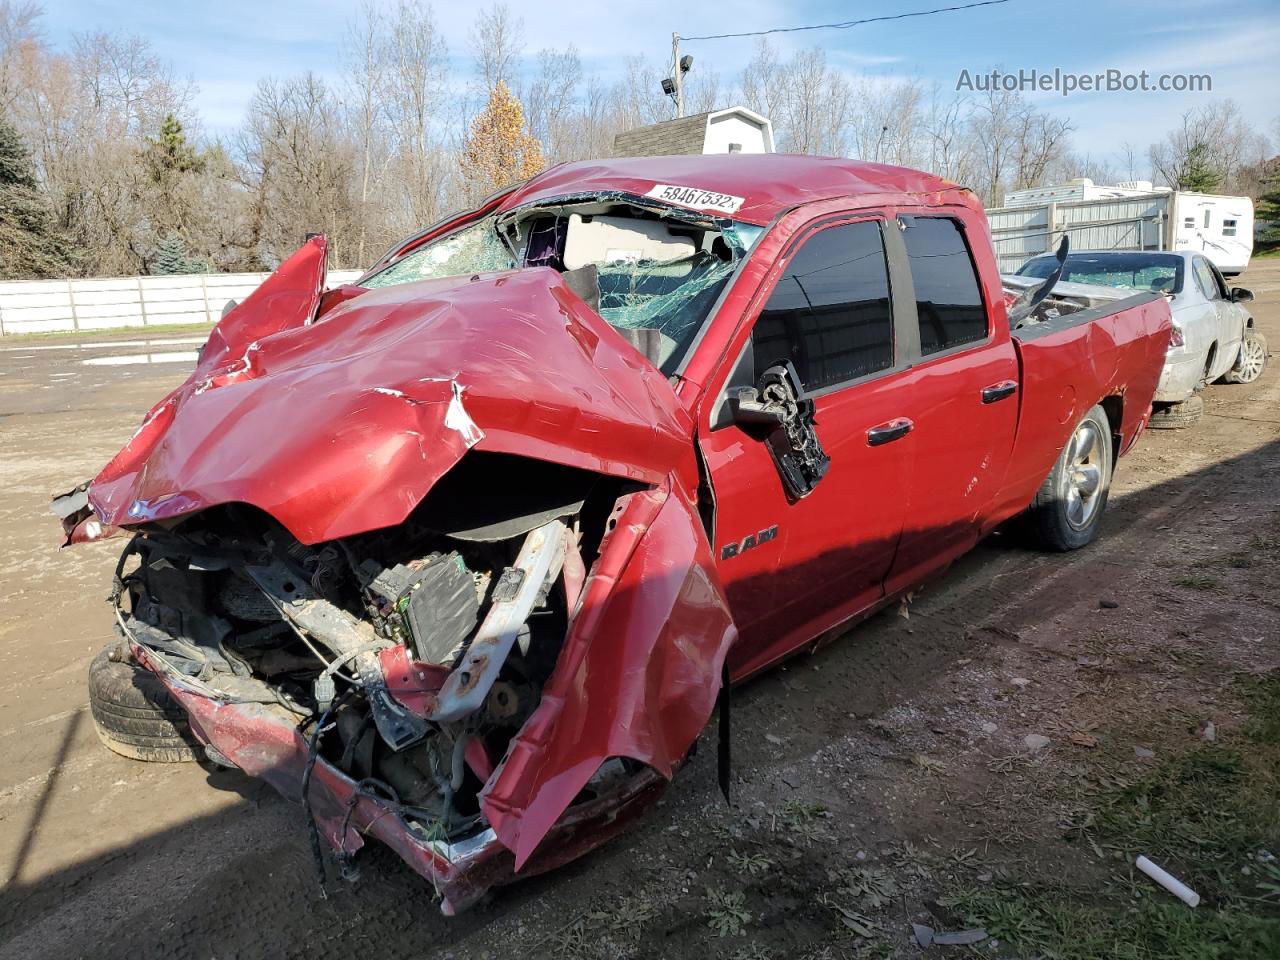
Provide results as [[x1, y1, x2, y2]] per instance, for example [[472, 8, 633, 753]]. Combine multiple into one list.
[[1136, 855, 1201, 907]]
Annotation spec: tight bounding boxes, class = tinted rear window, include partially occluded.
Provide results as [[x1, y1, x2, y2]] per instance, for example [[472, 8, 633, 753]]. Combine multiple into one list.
[[902, 218, 987, 356]]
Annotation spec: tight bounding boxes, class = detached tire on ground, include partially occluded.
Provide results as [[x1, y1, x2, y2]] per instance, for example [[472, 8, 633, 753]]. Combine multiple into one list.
[[1024, 404, 1113, 551], [1148, 395, 1204, 429], [88, 644, 200, 762], [1222, 330, 1267, 385]]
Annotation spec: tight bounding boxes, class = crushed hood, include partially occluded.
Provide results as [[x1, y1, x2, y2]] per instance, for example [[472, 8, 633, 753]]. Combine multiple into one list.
[[88, 238, 694, 544]]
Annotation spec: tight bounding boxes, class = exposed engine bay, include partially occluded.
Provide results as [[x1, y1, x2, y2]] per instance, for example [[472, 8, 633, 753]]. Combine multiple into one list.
[[113, 453, 635, 849]]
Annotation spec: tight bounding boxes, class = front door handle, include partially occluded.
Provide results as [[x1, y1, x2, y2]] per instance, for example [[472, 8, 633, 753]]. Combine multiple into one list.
[[981, 380, 1018, 404], [867, 417, 913, 446]]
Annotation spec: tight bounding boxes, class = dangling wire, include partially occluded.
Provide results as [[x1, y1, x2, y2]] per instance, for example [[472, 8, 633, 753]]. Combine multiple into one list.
[[300, 691, 352, 896]]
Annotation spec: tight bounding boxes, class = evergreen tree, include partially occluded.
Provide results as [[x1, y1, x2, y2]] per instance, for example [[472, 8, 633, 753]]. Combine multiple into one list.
[[144, 114, 205, 182], [1256, 158, 1280, 248], [1178, 142, 1222, 192], [0, 118, 78, 279], [151, 233, 208, 275]]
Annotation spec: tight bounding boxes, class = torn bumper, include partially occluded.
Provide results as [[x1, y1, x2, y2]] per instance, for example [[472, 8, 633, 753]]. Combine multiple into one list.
[[132, 642, 666, 914], [1153, 346, 1203, 403]]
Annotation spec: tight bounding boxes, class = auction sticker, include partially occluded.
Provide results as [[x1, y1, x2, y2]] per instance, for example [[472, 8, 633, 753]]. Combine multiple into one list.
[[645, 184, 745, 215]]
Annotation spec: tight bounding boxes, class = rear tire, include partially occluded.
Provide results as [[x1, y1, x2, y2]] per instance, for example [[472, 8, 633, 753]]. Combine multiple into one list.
[[1148, 395, 1204, 429], [1223, 331, 1267, 385], [88, 644, 200, 762], [1024, 404, 1113, 551]]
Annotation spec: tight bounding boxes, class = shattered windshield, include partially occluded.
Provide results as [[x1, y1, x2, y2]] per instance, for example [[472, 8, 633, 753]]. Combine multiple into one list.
[[360, 204, 761, 376], [361, 219, 514, 287], [595, 253, 736, 371], [1018, 253, 1184, 295]]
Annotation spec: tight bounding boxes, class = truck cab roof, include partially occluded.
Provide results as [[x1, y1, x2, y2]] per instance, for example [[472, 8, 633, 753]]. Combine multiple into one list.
[[499, 154, 969, 226]]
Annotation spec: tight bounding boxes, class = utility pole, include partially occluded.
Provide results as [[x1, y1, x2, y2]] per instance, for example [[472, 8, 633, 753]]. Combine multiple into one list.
[[672, 33, 685, 118]]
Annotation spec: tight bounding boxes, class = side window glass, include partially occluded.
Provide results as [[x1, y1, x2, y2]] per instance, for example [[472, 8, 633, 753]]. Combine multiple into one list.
[[1208, 262, 1230, 300], [902, 217, 987, 355], [1193, 258, 1219, 300], [751, 220, 893, 391]]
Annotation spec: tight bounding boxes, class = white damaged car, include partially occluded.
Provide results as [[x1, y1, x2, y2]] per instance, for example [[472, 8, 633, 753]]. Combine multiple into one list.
[[1016, 250, 1265, 428]]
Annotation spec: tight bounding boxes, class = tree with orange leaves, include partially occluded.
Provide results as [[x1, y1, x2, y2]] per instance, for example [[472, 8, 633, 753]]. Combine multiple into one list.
[[460, 81, 545, 200]]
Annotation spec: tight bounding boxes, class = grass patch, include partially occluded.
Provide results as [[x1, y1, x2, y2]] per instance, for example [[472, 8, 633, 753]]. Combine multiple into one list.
[[1216, 551, 1254, 569], [552, 895, 658, 957], [1174, 575, 1220, 591], [943, 886, 1280, 959], [705, 887, 752, 937], [1249, 533, 1280, 553], [941, 671, 1280, 959]]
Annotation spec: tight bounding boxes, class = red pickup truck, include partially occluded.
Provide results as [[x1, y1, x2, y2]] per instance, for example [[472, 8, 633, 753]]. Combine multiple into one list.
[[58, 155, 1171, 913]]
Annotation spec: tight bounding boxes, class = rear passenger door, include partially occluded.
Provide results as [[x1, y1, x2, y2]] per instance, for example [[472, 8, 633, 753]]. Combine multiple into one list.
[[883, 214, 1020, 594], [698, 215, 917, 679]]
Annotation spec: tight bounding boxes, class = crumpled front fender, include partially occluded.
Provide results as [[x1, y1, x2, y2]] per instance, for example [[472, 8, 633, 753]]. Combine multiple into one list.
[[480, 480, 737, 869]]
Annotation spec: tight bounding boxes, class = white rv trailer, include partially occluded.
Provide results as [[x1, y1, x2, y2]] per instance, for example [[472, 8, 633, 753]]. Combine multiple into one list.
[[987, 179, 1254, 275]]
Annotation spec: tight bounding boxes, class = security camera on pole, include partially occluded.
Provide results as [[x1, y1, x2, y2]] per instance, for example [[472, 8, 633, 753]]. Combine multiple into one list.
[[662, 34, 692, 118]]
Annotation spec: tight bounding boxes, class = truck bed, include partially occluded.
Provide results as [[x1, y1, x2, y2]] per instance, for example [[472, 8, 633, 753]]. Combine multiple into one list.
[[986, 291, 1172, 527]]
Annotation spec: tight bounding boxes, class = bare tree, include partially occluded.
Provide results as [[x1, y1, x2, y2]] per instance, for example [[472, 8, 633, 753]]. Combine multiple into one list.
[[522, 46, 582, 165], [850, 77, 926, 166], [682, 65, 723, 117], [756, 46, 852, 156], [740, 39, 784, 128], [1149, 101, 1266, 194], [923, 87, 976, 186], [343, 2, 389, 264], [240, 74, 359, 267], [1010, 108, 1071, 190], [1118, 141, 1142, 182], [471, 4, 522, 92], [965, 86, 1073, 205], [383, 0, 451, 234], [0, 0, 43, 115]]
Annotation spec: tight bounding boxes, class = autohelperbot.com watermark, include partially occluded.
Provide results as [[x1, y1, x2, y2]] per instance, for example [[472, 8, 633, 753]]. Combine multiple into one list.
[[956, 67, 1212, 96]]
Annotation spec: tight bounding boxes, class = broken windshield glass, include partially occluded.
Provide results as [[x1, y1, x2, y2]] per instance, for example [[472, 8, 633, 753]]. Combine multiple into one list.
[[361, 219, 513, 288], [359, 207, 762, 376], [596, 254, 736, 372], [594, 220, 762, 373]]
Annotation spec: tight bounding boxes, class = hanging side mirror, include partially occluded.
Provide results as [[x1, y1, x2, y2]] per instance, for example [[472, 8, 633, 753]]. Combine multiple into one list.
[[1230, 287, 1254, 303], [729, 361, 829, 499]]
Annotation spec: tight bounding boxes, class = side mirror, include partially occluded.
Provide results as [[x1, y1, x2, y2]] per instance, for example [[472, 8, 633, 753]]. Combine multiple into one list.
[[1231, 287, 1254, 303], [730, 362, 830, 500], [728, 385, 785, 426]]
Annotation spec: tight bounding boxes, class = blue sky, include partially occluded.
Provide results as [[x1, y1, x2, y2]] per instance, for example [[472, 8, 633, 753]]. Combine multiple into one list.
[[41, 0, 1280, 167]]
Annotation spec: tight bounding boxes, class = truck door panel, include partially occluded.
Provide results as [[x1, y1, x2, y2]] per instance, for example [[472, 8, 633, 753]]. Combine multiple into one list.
[[884, 214, 1019, 593], [698, 216, 914, 680]]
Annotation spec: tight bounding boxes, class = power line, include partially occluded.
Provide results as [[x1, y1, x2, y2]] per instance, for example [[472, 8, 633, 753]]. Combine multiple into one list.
[[682, 0, 1012, 42]]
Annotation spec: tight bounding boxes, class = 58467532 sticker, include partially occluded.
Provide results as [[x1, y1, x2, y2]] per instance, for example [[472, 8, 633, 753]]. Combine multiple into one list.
[[644, 184, 745, 215]]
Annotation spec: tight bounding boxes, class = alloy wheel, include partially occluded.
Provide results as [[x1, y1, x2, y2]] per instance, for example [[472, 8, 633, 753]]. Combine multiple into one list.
[[1060, 419, 1105, 530]]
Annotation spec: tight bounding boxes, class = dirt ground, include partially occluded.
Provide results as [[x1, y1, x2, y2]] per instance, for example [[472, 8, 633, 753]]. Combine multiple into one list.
[[1, 265, 1278, 959]]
